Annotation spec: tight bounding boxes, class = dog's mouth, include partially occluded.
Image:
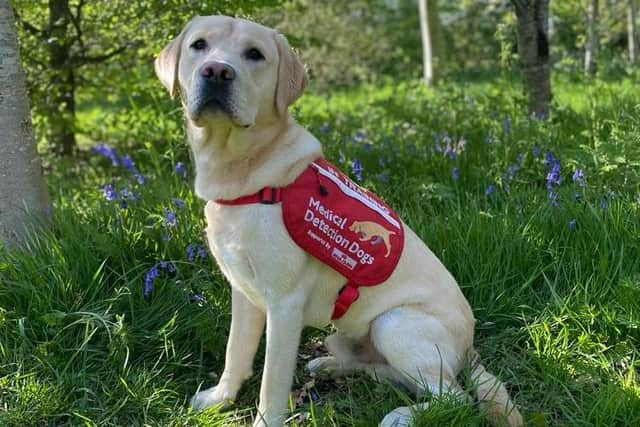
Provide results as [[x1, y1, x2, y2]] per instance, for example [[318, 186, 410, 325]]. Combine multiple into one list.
[[189, 92, 252, 129]]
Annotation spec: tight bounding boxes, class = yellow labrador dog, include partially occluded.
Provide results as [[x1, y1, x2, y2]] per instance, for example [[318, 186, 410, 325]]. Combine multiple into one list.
[[155, 15, 522, 427]]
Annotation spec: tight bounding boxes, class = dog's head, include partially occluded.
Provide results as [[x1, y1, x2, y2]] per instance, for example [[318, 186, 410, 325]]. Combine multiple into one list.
[[155, 15, 307, 129]]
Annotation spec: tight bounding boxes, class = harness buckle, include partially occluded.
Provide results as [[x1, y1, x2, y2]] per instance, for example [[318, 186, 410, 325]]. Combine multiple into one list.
[[259, 187, 280, 204]]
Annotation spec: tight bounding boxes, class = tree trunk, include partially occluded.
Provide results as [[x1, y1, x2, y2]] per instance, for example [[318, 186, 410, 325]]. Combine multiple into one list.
[[629, 0, 637, 65], [512, 0, 551, 119], [418, 0, 444, 85], [48, 0, 76, 155], [585, 0, 599, 76], [0, 0, 50, 245]]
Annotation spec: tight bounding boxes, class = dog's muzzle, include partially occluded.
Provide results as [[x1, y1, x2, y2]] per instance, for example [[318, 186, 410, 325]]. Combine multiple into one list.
[[190, 61, 237, 119]]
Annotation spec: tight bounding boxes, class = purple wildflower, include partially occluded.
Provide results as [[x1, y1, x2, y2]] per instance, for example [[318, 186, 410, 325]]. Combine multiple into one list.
[[163, 209, 177, 227], [544, 150, 556, 166], [532, 145, 541, 158], [172, 198, 185, 209], [600, 198, 608, 209], [319, 123, 330, 134], [485, 184, 495, 196], [546, 162, 561, 190], [350, 159, 363, 182], [363, 142, 372, 152], [352, 131, 366, 142], [133, 173, 145, 185], [572, 168, 585, 187], [143, 264, 160, 298], [452, 167, 460, 180], [457, 137, 467, 152], [159, 260, 176, 273], [186, 243, 208, 261], [568, 219, 577, 231], [121, 187, 138, 201], [175, 162, 188, 180], [120, 155, 136, 172], [190, 292, 206, 304], [506, 163, 518, 181], [102, 184, 118, 201], [93, 144, 119, 166]]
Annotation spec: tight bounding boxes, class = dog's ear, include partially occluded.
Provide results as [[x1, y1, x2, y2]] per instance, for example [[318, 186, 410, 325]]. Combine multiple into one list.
[[155, 23, 191, 98], [274, 32, 307, 115]]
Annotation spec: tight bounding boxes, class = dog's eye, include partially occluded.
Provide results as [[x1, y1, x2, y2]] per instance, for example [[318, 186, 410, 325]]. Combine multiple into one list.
[[244, 48, 265, 61], [190, 39, 207, 51]]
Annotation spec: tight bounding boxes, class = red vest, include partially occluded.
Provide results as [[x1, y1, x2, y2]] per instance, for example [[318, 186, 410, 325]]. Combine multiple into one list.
[[215, 159, 404, 320]]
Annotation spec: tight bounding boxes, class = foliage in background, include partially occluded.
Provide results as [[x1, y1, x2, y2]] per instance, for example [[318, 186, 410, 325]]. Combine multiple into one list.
[[2, 73, 640, 425]]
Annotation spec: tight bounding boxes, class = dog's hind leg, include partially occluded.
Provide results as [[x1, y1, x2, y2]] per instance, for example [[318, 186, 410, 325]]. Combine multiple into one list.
[[370, 306, 470, 427], [307, 332, 404, 384]]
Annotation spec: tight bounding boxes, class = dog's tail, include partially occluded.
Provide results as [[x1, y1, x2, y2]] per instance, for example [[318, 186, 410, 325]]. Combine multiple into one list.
[[469, 349, 523, 427]]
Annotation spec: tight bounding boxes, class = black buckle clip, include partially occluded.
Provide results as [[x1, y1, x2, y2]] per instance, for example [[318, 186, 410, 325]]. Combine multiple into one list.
[[259, 188, 279, 204]]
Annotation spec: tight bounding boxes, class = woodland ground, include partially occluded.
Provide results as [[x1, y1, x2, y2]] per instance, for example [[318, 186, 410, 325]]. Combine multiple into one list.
[[1, 72, 640, 426]]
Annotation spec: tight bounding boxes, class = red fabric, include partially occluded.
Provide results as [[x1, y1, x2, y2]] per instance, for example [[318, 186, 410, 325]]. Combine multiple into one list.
[[215, 159, 405, 320]]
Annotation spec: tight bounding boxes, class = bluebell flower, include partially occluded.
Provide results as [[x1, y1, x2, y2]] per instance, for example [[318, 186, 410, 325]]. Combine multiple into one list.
[[352, 131, 366, 142], [546, 162, 561, 190], [163, 209, 177, 227], [121, 187, 138, 201], [506, 163, 518, 181], [190, 292, 206, 304], [186, 243, 208, 261], [568, 219, 577, 230], [120, 155, 136, 172], [175, 162, 188, 180], [363, 142, 372, 152], [457, 137, 467, 152], [159, 260, 176, 273], [600, 198, 608, 209], [350, 159, 363, 182], [452, 167, 460, 180], [133, 173, 145, 185], [485, 184, 495, 196], [143, 264, 160, 298], [172, 198, 185, 209], [572, 168, 585, 187], [502, 116, 512, 135], [102, 184, 118, 201], [93, 144, 119, 166], [319, 123, 330, 134], [532, 145, 540, 157], [544, 150, 556, 166]]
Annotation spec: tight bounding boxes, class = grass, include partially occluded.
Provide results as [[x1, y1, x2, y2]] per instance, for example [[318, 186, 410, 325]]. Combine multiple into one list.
[[2, 72, 640, 426]]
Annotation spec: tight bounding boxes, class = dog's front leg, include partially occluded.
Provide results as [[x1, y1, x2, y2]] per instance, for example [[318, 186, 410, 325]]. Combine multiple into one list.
[[253, 296, 304, 427], [191, 288, 265, 411]]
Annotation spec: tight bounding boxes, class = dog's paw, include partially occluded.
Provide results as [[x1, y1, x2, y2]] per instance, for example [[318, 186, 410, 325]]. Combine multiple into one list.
[[379, 406, 414, 427], [306, 356, 339, 375], [190, 385, 236, 412]]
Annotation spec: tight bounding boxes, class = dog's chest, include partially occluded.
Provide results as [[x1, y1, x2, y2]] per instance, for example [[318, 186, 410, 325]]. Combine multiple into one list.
[[204, 201, 305, 309]]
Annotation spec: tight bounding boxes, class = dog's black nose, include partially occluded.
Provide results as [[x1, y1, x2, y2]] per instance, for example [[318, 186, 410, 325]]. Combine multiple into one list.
[[200, 62, 236, 82]]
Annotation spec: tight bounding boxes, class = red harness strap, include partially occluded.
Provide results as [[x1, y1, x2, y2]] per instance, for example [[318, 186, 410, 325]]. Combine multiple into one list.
[[215, 160, 404, 320]]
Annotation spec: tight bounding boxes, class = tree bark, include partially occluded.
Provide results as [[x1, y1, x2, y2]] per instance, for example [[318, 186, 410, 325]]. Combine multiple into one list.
[[418, 0, 444, 85], [48, 0, 76, 155], [0, 0, 50, 245], [585, 0, 599, 76], [512, 0, 551, 119], [629, 0, 638, 65]]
